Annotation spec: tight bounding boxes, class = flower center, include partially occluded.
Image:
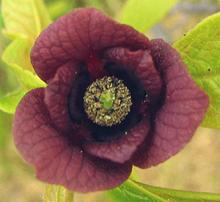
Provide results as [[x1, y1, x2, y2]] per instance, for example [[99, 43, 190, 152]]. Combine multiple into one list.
[[83, 76, 132, 126]]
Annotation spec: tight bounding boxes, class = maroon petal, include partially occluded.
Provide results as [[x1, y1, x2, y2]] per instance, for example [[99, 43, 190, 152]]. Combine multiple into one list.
[[105, 47, 162, 99], [44, 63, 92, 143], [44, 62, 78, 132], [133, 39, 209, 168], [38, 153, 132, 193], [13, 89, 132, 192], [13, 89, 63, 165], [83, 118, 150, 164], [31, 8, 149, 82]]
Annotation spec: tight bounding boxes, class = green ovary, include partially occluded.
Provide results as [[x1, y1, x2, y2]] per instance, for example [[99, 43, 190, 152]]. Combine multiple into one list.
[[99, 90, 115, 110]]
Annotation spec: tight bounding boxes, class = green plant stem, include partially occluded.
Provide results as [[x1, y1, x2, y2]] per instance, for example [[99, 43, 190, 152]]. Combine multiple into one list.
[[44, 185, 74, 202]]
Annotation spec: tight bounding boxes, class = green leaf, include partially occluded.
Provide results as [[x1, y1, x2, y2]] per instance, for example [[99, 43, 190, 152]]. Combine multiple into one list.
[[2, 37, 46, 89], [3, 36, 32, 70], [109, 180, 167, 202], [118, 0, 178, 32], [0, 88, 27, 114], [47, 0, 72, 19], [1, 0, 48, 113], [44, 185, 74, 202], [2, 0, 51, 40], [173, 12, 220, 129], [136, 180, 220, 202], [109, 180, 220, 202]]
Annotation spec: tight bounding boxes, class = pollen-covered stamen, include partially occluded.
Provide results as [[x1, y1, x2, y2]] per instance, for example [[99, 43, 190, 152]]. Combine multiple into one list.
[[84, 76, 132, 126]]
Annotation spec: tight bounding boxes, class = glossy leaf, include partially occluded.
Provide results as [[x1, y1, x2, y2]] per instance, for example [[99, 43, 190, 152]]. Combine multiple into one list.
[[109, 180, 220, 202], [174, 12, 220, 128], [0, 89, 27, 114], [118, 0, 178, 32], [44, 185, 74, 202], [1, 0, 51, 40], [2, 37, 46, 89]]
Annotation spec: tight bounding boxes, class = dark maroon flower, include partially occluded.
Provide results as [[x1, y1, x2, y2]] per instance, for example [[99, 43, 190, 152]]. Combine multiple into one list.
[[13, 8, 208, 192]]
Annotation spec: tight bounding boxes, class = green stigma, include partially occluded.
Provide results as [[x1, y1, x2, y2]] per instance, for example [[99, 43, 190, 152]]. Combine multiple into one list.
[[99, 90, 115, 110], [83, 76, 132, 126]]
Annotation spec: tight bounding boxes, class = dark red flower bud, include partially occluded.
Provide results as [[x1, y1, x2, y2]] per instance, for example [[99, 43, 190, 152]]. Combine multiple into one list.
[[13, 8, 208, 192]]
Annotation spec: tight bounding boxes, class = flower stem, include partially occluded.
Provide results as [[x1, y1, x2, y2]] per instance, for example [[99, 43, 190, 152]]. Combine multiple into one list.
[[44, 184, 74, 202]]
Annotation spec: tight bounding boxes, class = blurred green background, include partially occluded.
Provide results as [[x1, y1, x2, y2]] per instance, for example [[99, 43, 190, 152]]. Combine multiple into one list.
[[1, 0, 220, 202]]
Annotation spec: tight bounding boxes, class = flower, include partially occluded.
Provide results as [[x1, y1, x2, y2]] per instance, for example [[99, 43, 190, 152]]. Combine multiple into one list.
[[13, 8, 208, 192]]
